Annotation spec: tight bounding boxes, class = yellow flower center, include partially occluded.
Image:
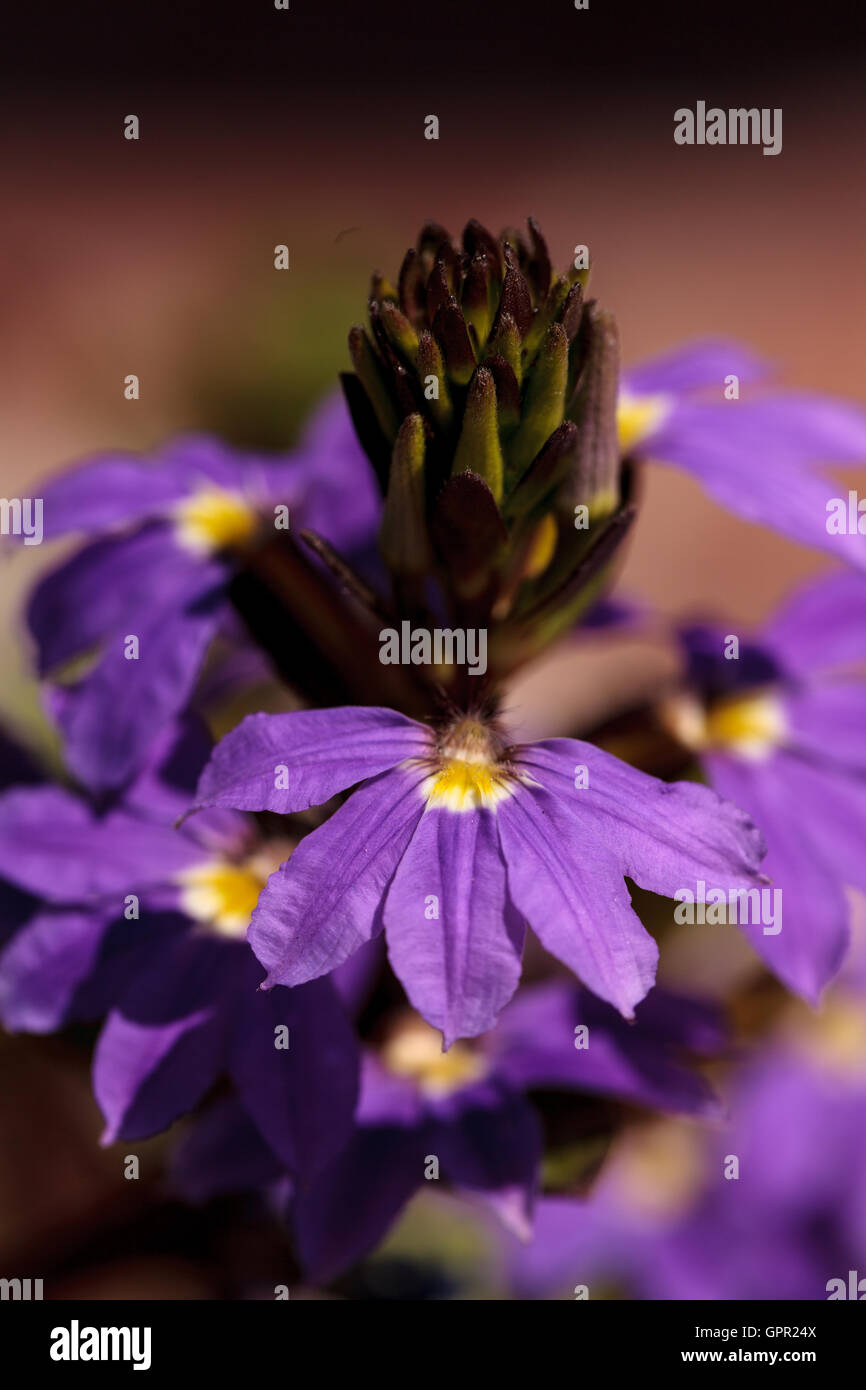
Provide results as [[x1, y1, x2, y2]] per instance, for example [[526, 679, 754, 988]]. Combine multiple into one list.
[[380, 1015, 486, 1096], [783, 994, 866, 1080], [616, 389, 672, 455], [612, 1119, 704, 1219], [421, 717, 515, 812], [173, 485, 260, 555], [177, 844, 291, 937], [660, 690, 786, 762]]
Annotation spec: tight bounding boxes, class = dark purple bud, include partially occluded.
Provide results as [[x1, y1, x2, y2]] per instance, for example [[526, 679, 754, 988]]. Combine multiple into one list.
[[483, 353, 521, 429], [463, 219, 504, 278], [526, 217, 552, 301], [432, 299, 477, 385], [557, 281, 584, 342], [432, 471, 507, 602], [425, 259, 453, 324], [461, 252, 494, 343], [398, 247, 427, 326], [493, 244, 534, 340]]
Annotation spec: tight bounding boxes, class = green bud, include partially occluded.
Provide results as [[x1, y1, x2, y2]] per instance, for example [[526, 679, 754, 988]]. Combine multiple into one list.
[[348, 326, 399, 443], [417, 331, 453, 431], [452, 366, 504, 502], [380, 301, 420, 367], [379, 414, 431, 576], [486, 312, 523, 387], [565, 305, 621, 521], [506, 322, 569, 484]]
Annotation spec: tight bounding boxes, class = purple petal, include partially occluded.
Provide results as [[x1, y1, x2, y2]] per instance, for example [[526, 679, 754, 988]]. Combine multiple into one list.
[[489, 980, 722, 1117], [122, 714, 220, 826], [384, 807, 524, 1045], [653, 394, 866, 464], [27, 526, 224, 675], [520, 740, 767, 899], [170, 1096, 286, 1203], [157, 435, 272, 493], [506, 1194, 634, 1299], [0, 906, 115, 1032], [761, 572, 866, 676], [273, 393, 381, 554], [577, 595, 646, 633], [436, 1085, 542, 1203], [229, 971, 359, 1178], [195, 706, 430, 815], [37, 454, 192, 539], [331, 936, 386, 1017], [766, 755, 866, 898], [707, 751, 850, 1001], [293, 1125, 426, 1283], [0, 786, 200, 901], [55, 593, 223, 791], [646, 399, 866, 568], [70, 910, 190, 1021], [249, 767, 426, 987], [623, 340, 771, 396], [784, 682, 866, 773], [93, 934, 237, 1142], [35, 436, 271, 540], [498, 782, 658, 1018], [356, 1053, 427, 1127]]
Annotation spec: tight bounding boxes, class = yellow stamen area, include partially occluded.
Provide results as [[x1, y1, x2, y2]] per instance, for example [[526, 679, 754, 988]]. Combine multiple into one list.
[[704, 691, 787, 761], [177, 843, 291, 937], [784, 994, 866, 1080], [381, 1015, 486, 1097], [611, 1119, 704, 1219], [660, 690, 786, 762], [173, 485, 259, 555], [616, 389, 672, 456], [423, 759, 513, 812], [421, 717, 514, 812]]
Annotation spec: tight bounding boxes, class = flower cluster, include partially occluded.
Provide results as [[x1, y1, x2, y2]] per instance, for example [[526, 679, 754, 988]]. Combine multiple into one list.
[[2, 216, 865, 1296]]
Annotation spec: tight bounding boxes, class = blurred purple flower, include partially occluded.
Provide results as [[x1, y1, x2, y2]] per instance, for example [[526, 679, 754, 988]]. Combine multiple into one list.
[[620, 341, 866, 567], [0, 721, 358, 1179], [664, 571, 866, 1001], [173, 978, 726, 1283], [25, 396, 379, 791], [507, 1039, 866, 1300]]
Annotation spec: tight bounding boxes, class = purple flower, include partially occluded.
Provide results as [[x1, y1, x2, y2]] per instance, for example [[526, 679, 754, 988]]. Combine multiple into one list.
[[173, 978, 725, 1282], [620, 341, 866, 567], [194, 705, 766, 1043], [507, 1031, 866, 1300], [298, 983, 727, 1281], [25, 396, 379, 791], [0, 723, 358, 1179], [660, 571, 866, 1001]]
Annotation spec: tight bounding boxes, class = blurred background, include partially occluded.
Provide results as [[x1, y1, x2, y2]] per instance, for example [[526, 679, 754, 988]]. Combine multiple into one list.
[[1, 0, 864, 1298]]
